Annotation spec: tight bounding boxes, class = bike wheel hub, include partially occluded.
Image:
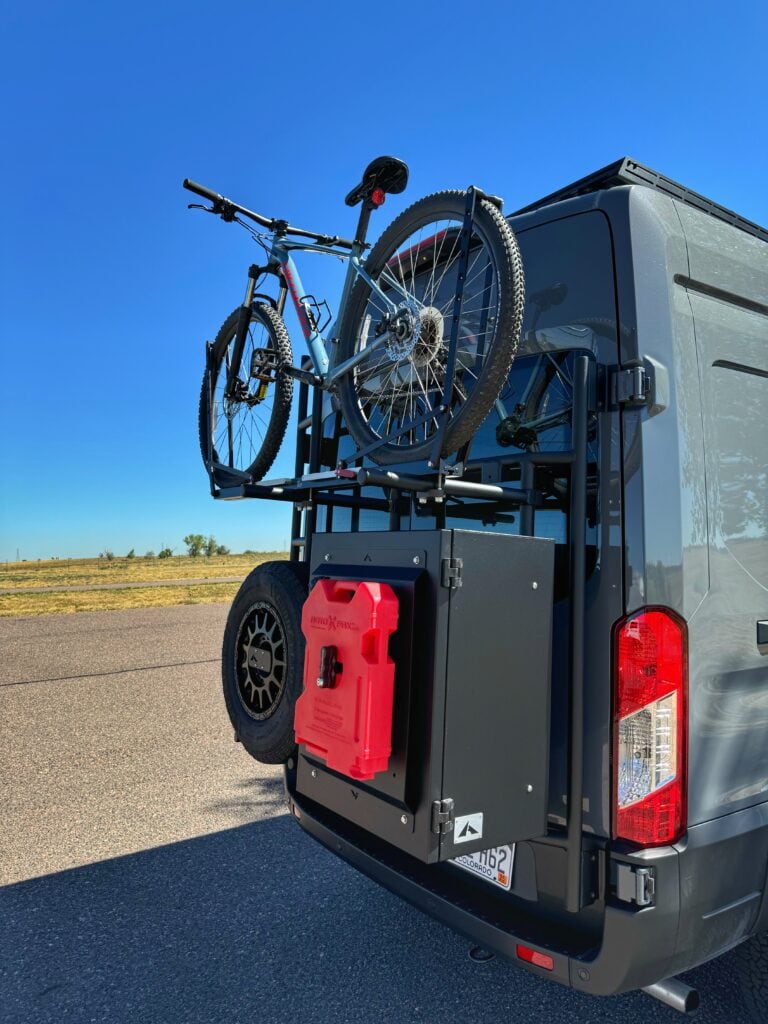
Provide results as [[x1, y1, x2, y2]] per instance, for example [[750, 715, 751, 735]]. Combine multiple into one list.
[[384, 300, 422, 360], [412, 305, 444, 367]]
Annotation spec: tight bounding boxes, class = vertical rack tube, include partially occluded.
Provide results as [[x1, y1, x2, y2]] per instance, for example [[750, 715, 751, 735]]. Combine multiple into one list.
[[290, 379, 309, 562], [565, 354, 590, 913], [519, 462, 535, 536], [303, 384, 323, 564]]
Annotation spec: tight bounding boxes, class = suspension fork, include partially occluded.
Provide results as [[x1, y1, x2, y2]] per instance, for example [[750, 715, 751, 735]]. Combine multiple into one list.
[[224, 272, 258, 399]]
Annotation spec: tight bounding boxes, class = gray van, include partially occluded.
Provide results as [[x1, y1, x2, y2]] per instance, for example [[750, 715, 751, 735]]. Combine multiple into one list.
[[219, 160, 768, 1018]]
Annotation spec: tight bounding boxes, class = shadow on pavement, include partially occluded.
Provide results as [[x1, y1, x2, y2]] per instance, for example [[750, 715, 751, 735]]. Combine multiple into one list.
[[0, 812, 745, 1024], [206, 773, 288, 823]]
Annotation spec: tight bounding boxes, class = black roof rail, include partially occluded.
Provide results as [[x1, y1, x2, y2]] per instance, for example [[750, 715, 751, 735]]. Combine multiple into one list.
[[513, 157, 768, 244]]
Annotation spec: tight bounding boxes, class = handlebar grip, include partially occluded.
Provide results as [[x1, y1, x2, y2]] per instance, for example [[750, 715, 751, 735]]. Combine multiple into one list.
[[183, 179, 222, 204]]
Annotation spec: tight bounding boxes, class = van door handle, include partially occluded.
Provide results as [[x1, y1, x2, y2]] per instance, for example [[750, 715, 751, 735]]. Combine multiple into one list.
[[758, 621, 768, 647]]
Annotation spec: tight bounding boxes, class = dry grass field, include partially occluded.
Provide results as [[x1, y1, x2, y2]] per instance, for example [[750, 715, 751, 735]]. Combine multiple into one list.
[[0, 553, 287, 617]]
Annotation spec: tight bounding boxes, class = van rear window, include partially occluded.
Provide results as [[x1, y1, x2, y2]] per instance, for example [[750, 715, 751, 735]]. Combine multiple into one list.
[[329, 210, 618, 547]]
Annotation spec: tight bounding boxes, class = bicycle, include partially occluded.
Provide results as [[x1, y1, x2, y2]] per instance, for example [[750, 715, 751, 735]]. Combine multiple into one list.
[[184, 156, 525, 483]]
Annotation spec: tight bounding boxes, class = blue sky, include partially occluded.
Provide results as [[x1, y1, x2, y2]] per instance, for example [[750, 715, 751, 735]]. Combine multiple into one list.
[[1, 0, 766, 560]]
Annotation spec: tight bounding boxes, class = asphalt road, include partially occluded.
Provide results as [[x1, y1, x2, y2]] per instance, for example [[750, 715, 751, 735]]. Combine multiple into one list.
[[0, 606, 744, 1023]]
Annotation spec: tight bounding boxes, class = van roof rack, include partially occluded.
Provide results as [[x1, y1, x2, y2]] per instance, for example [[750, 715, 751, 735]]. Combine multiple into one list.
[[514, 157, 768, 244]]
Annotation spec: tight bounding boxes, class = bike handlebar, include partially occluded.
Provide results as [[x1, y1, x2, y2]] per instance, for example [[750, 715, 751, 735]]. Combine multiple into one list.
[[182, 178, 355, 250], [182, 178, 221, 205]]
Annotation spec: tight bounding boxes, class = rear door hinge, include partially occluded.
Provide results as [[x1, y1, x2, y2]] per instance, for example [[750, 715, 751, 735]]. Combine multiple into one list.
[[615, 863, 656, 907], [441, 557, 463, 589], [431, 798, 455, 835], [613, 365, 651, 406]]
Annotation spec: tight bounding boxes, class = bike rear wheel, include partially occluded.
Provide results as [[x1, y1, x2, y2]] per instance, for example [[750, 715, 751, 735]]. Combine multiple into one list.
[[199, 303, 293, 482], [337, 190, 524, 465]]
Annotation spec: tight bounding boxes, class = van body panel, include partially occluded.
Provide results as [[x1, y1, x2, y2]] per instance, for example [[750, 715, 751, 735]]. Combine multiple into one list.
[[683, 273, 768, 824], [615, 187, 768, 826], [675, 201, 768, 304], [622, 187, 710, 620]]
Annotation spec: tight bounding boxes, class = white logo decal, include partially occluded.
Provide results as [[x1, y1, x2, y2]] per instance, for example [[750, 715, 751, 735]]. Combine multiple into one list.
[[454, 812, 483, 844]]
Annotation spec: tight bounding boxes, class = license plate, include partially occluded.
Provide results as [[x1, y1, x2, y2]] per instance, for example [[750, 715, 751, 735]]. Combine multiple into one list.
[[453, 844, 515, 890]]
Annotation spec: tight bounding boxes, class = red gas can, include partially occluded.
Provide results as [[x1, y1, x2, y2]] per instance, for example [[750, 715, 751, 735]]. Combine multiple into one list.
[[294, 579, 399, 781]]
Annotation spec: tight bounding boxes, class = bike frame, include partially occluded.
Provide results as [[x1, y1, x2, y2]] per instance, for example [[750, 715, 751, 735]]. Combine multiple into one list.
[[212, 183, 497, 468], [226, 227, 412, 399]]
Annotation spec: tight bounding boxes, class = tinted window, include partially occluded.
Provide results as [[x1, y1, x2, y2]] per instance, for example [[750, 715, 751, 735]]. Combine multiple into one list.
[[329, 211, 617, 542]]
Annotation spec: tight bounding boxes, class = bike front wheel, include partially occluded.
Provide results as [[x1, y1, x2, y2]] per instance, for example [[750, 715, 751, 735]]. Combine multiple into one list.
[[199, 303, 293, 482], [336, 190, 524, 465]]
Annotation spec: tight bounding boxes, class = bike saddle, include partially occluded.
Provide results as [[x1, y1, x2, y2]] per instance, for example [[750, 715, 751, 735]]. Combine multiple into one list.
[[345, 156, 409, 207]]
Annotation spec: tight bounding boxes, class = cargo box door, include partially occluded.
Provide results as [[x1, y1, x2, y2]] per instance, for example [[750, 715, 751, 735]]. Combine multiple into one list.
[[437, 530, 553, 859]]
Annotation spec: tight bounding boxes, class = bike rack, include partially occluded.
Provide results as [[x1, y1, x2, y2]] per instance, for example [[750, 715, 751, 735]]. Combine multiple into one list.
[[208, 340, 595, 914]]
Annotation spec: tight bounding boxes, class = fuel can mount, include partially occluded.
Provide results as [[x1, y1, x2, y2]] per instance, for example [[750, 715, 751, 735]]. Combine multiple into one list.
[[294, 579, 399, 781]]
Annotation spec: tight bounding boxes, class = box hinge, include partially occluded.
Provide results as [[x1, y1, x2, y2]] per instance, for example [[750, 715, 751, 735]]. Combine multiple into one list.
[[613, 365, 651, 407], [441, 557, 463, 589], [615, 863, 656, 907], [431, 798, 455, 835]]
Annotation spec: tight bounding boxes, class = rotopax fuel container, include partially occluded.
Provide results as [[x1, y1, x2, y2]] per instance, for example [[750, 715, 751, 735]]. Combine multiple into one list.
[[294, 578, 399, 781]]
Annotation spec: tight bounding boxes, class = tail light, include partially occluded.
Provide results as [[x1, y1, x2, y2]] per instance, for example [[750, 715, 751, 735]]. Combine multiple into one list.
[[613, 608, 687, 846]]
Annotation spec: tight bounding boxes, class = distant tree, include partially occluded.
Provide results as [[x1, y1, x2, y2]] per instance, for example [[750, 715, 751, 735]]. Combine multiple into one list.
[[204, 535, 217, 558], [126, 548, 135, 559], [183, 534, 205, 557], [215, 543, 230, 556], [144, 550, 155, 559], [158, 547, 173, 559], [102, 549, 114, 561]]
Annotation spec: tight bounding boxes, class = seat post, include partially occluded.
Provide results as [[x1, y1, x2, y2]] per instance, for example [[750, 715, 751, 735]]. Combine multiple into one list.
[[354, 199, 376, 248]]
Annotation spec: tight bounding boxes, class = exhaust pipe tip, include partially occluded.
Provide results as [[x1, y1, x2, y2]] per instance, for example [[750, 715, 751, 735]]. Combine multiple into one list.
[[643, 977, 700, 1015]]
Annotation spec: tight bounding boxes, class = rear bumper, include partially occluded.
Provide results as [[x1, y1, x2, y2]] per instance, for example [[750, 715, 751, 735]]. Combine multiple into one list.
[[288, 781, 768, 996]]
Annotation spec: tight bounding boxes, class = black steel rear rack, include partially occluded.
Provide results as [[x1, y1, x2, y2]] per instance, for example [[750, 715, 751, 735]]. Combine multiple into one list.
[[209, 354, 594, 914], [215, 466, 540, 508]]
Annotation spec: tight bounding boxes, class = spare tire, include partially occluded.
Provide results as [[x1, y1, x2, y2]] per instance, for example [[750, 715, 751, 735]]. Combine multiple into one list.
[[221, 560, 308, 764]]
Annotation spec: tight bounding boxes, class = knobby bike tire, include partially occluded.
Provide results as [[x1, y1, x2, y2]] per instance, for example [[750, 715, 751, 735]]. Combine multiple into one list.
[[199, 302, 293, 482], [336, 190, 524, 466]]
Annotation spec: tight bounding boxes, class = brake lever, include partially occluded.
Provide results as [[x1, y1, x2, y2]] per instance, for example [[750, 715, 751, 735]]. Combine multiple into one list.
[[187, 199, 236, 222]]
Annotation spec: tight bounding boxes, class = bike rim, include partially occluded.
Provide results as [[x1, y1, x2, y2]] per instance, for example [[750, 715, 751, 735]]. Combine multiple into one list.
[[211, 316, 277, 472], [350, 213, 501, 450]]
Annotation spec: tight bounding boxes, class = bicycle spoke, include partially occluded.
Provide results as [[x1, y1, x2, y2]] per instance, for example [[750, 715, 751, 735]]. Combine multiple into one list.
[[209, 315, 282, 474], [423, 222, 449, 306], [344, 202, 515, 455]]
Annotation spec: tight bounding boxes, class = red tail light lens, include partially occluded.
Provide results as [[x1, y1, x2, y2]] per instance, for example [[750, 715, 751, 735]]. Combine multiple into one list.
[[371, 187, 386, 206], [613, 608, 687, 846]]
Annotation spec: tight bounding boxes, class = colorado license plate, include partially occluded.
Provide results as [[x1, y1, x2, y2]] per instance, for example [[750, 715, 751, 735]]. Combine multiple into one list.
[[453, 844, 515, 890]]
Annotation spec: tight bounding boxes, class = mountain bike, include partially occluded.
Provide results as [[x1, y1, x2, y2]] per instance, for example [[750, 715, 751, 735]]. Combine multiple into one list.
[[184, 156, 525, 483]]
